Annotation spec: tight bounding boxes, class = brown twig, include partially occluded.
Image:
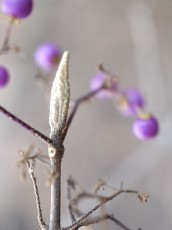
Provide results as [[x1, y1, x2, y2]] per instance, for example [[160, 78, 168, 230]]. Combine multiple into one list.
[[0, 19, 15, 55], [0, 18, 22, 55], [0, 20, 13, 54], [67, 177, 77, 223], [65, 177, 144, 230], [0, 105, 51, 144], [78, 214, 132, 230], [66, 188, 148, 230], [62, 86, 104, 140]]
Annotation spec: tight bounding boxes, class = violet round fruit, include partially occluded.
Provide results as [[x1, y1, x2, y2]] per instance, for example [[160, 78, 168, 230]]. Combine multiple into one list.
[[0, 66, 9, 87], [34, 43, 61, 71], [1, 0, 33, 19], [90, 71, 118, 99], [132, 116, 159, 140], [118, 88, 144, 116]]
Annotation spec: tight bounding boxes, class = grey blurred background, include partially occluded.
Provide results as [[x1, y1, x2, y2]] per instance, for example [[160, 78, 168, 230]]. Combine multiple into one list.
[[0, 0, 172, 229]]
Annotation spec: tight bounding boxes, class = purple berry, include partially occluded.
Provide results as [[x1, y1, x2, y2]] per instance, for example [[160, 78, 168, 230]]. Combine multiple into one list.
[[34, 43, 61, 71], [0, 66, 9, 87], [132, 116, 159, 140], [118, 88, 144, 116], [90, 71, 118, 99], [1, 0, 33, 19]]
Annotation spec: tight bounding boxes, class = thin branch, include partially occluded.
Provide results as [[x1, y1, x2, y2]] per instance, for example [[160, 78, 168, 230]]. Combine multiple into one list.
[[27, 160, 48, 230], [107, 215, 132, 230], [65, 177, 143, 230], [67, 189, 147, 230], [0, 19, 21, 55], [71, 191, 107, 208], [31, 154, 50, 168], [67, 177, 77, 223], [0, 105, 51, 144], [35, 156, 50, 167], [62, 213, 132, 230], [0, 20, 13, 55], [68, 192, 132, 229], [68, 191, 108, 221], [62, 86, 103, 140], [78, 213, 132, 230]]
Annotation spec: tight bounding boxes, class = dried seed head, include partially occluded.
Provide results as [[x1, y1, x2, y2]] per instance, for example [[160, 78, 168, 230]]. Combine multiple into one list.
[[137, 193, 149, 203]]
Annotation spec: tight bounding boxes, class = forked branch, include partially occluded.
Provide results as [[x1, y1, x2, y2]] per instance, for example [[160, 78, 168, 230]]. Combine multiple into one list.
[[65, 177, 147, 230]]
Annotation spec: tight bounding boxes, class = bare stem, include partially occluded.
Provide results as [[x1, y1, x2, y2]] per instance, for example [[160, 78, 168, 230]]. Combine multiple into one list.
[[62, 86, 103, 140], [27, 160, 48, 230], [49, 149, 63, 230], [48, 51, 70, 230], [0, 105, 51, 144]]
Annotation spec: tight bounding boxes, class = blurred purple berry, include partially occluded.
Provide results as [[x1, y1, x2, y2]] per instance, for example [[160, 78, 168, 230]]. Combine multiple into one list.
[[0, 66, 9, 87], [118, 88, 144, 116], [90, 71, 118, 99], [132, 116, 159, 140], [34, 43, 61, 71], [1, 0, 33, 19]]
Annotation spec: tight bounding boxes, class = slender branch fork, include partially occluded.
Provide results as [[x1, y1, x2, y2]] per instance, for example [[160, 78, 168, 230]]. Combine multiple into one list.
[[64, 188, 145, 230], [65, 177, 140, 230]]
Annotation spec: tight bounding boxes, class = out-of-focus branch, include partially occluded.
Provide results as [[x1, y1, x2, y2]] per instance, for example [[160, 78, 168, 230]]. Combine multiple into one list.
[[67, 177, 77, 223], [0, 20, 13, 55], [0, 19, 20, 55]]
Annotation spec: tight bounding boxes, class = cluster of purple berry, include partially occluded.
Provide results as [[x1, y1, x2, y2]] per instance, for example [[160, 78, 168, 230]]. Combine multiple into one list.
[[0, 0, 62, 87], [0, 0, 158, 140], [90, 70, 159, 140], [34, 43, 62, 72], [0, 0, 33, 88]]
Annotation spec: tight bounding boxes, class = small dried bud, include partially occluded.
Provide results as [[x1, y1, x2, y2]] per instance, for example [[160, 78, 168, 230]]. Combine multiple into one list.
[[137, 193, 149, 203]]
